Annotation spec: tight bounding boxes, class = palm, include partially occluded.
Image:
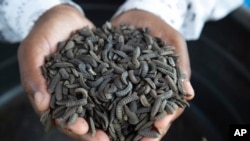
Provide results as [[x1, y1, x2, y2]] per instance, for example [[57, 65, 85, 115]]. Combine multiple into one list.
[[18, 5, 110, 141], [111, 10, 194, 141]]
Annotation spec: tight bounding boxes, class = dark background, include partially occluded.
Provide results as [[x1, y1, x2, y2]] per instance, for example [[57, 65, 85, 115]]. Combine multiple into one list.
[[0, 1, 250, 141]]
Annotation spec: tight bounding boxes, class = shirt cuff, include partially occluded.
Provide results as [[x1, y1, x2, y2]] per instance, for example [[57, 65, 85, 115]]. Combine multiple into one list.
[[1, 0, 83, 42]]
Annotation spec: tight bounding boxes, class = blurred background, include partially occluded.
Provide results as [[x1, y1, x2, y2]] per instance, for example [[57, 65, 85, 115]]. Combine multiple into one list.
[[0, 1, 250, 141]]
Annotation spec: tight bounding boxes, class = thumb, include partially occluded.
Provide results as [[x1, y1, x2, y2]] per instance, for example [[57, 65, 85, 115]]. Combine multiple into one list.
[[56, 118, 89, 136], [171, 34, 195, 100], [183, 79, 194, 100], [57, 118, 110, 141], [18, 37, 52, 115]]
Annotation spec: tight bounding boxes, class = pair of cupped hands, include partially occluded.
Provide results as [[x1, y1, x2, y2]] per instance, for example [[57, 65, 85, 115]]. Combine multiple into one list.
[[18, 4, 194, 141]]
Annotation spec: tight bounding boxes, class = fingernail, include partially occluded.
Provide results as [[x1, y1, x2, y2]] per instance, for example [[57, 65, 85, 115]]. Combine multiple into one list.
[[184, 81, 195, 100], [33, 91, 50, 113], [67, 118, 89, 135]]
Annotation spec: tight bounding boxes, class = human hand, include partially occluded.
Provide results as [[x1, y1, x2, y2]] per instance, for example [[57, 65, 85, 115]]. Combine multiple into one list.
[[18, 4, 109, 141], [111, 9, 195, 141]]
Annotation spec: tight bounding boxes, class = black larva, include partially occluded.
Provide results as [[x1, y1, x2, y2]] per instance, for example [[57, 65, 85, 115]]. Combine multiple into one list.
[[42, 22, 191, 141]]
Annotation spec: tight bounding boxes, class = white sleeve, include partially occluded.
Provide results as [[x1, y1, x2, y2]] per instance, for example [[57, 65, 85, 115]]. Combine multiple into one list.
[[114, 0, 243, 40], [0, 0, 83, 43]]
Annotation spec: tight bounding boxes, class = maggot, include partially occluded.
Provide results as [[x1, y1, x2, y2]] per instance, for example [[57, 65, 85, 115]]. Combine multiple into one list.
[[68, 74, 76, 84], [40, 109, 50, 124], [78, 74, 90, 90], [140, 95, 151, 107], [86, 77, 104, 87], [113, 122, 125, 141], [116, 82, 133, 97], [148, 60, 157, 73], [55, 81, 63, 101], [144, 78, 156, 89], [48, 73, 61, 93], [128, 70, 140, 84], [95, 62, 109, 74], [153, 59, 173, 72], [112, 49, 129, 58], [158, 90, 173, 100], [134, 116, 149, 131], [138, 130, 160, 138], [133, 47, 141, 59], [89, 50, 102, 63], [104, 83, 117, 94], [151, 97, 162, 118], [151, 110, 166, 120], [59, 68, 69, 79], [66, 49, 74, 59], [138, 120, 154, 131], [152, 41, 162, 53], [61, 106, 78, 122], [124, 105, 139, 125], [177, 78, 186, 95], [68, 113, 78, 125], [65, 99, 88, 107], [70, 68, 79, 77], [52, 105, 66, 118], [50, 94, 56, 109], [86, 36, 99, 43], [168, 57, 176, 67], [144, 33, 153, 45], [86, 64, 97, 76], [44, 114, 53, 132], [130, 58, 140, 69], [95, 110, 109, 130], [77, 55, 97, 68], [89, 116, 96, 136], [136, 107, 152, 114], [121, 71, 128, 85], [109, 61, 125, 74], [64, 40, 75, 50], [51, 62, 74, 68], [140, 61, 149, 77], [116, 93, 139, 120], [128, 100, 137, 112], [165, 75, 178, 92], [79, 26, 94, 37], [75, 88, 88, 98], [138, 52, 158, 60], [165, 102, 175, 114]]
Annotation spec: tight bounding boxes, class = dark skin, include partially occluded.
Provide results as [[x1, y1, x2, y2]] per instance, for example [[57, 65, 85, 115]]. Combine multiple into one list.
[[18, 4, 194, 141]]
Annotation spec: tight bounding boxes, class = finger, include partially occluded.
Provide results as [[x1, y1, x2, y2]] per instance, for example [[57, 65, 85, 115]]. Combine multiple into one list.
[[183, 79, 195, 100], [56, 118, 89, 136], [173, 37, 195, 100], [77, 130, 110, 141], [140, 124, 171, 141], [153, 26, 195, 100], [56, 118, 109, 141], [60, 129, 109, 141], [140, 108, 184, 141]]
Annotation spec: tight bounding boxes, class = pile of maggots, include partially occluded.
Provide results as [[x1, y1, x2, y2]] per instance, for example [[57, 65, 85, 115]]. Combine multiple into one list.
[[40, 22, 190, 141]]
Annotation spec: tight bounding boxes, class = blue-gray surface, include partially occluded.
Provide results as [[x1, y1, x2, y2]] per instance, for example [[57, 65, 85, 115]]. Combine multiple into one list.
[[245, 0, 250, 8]]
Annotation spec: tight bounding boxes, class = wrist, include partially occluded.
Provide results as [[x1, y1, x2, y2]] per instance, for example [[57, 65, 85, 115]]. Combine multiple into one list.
[[34, 4, 92, 30]]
